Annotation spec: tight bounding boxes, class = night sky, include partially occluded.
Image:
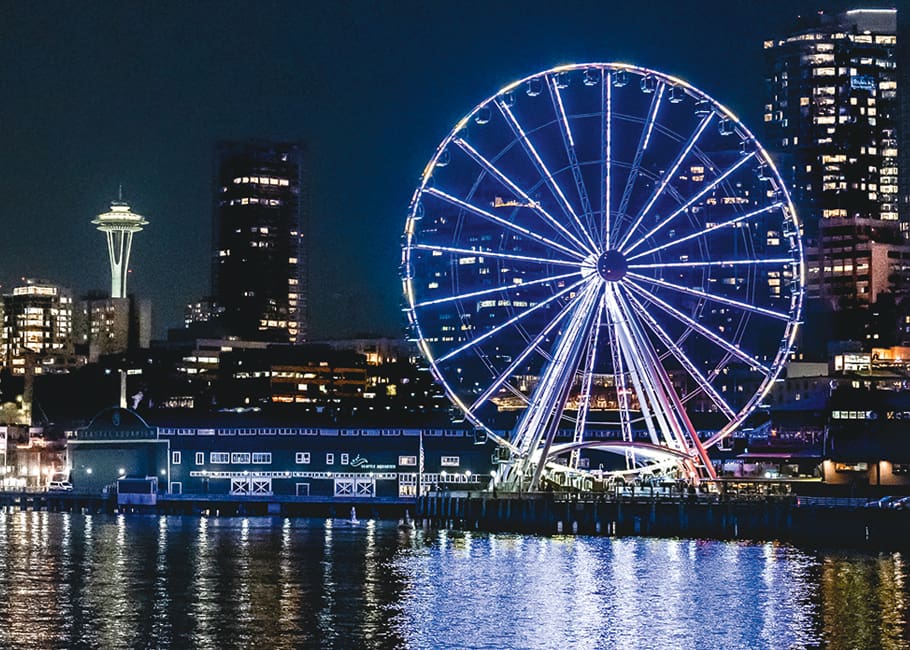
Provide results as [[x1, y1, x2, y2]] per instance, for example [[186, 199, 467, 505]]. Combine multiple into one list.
[[0, 0, 866, 339]]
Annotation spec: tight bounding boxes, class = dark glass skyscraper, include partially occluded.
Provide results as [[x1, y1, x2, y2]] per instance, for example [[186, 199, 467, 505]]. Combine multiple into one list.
[[212, 141, 308, 343], [764, 9, 905, 311], [899, 7, 909, 227]]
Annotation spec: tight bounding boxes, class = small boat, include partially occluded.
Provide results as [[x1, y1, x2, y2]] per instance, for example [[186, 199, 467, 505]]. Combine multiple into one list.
[[348, 507, 360, 525], [398, 510, 415, 531]]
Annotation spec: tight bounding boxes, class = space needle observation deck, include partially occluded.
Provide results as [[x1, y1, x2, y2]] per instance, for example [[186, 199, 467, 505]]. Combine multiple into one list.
[[92, 197, 148, 299]]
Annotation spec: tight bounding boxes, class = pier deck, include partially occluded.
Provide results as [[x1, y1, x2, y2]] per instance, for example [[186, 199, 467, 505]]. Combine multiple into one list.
[[418, 492, 910, 550]]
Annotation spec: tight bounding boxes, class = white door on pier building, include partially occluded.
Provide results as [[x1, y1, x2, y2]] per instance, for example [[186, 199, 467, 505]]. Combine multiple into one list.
[[334, 477, 375, 497]]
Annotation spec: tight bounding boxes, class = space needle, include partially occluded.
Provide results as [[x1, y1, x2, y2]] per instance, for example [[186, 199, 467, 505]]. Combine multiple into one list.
[[92, 191, 148, 298]]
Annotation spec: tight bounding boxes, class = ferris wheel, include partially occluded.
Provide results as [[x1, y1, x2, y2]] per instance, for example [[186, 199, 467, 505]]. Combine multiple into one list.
[[401, 63, 804, 489]]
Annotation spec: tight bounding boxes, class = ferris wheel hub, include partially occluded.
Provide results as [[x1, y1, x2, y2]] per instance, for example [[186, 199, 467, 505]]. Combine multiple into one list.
[[596, 250, 628, 282]]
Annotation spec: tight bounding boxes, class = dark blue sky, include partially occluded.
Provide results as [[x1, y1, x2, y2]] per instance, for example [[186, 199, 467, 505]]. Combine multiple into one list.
[[0, 0, 865, 338]]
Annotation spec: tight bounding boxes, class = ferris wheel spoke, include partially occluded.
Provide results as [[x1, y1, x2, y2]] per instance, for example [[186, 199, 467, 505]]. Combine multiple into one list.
[[601, 70, 613, 250], [411, 243, 581, 270], [617, 287, 714, 474], [613, 83, 665, 246], [623, 287, 736, 419], [625, 271, 791, 321], [629, 257, 795, 270], [616, 111, 715, 251], [415, 269, 582, 309], [614, 287, 713, 475], [435, 277, 588, 364], [622, 151, 756, 256], [468, 286, 585, 413], [624, 279, 769, 373], [614, 289, 691, 450], [626, 202, 783, 262], [493, 100, 598, 253], [547, 76, 597, 243], [453, 137, 596, 256], [605, 285, 664, 448], [423, 187, 586, 260]]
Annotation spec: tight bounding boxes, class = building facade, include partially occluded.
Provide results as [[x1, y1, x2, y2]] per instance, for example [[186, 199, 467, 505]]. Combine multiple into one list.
[[803, 218, 910, 306], [216, 345, 369, 408], [764, 9, 903, 310], [899, 6, 909, 225], [68, 408, 168, 494], [1, 279, 76, 374], [823, 387, 910, 487], [212, 140, 309, 344], [68, 409, 493, 499], [74, 294, 152, 363]]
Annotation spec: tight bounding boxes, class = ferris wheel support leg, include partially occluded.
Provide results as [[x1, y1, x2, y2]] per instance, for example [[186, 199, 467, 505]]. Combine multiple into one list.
[[504, 284, 601, 491], [526, 362, 583, 492], [570, 294, 606, 470], [603, 289, 637, 468]]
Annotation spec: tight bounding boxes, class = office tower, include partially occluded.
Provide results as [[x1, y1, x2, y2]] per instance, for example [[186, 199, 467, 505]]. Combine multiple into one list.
[[184, 299, 217, 329], [92, 195, 148, 299], [1, 279, 74, 373], [764, 9, 906, 311], [899, 7, 909, 225], [212, 141, 308, 343]]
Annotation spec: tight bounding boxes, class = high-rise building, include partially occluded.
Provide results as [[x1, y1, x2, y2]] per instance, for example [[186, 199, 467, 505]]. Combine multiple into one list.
[[184, 298, 218, 329], [1, 279, 76, 374], [764, 9, 904, 311], [899, 6, 909, 225], [212, 141, 308, 343], [92, 196, 148, 299], [73, 293, 152, 363]]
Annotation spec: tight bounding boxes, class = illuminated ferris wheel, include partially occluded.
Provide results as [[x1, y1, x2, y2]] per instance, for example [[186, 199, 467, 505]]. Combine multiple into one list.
[[402, 63, 804, 489]]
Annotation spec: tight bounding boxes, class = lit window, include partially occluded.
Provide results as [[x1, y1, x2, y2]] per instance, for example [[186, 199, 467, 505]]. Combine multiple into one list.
[[171, 451, 181, 465], [296, 452, 310, 464]]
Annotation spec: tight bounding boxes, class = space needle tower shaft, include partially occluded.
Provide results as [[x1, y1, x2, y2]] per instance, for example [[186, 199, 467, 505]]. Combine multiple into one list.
[[92, 195, 148, 299]]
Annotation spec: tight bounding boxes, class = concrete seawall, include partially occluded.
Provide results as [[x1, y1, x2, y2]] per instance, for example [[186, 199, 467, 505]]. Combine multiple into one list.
[[418, 494, 910, 550]]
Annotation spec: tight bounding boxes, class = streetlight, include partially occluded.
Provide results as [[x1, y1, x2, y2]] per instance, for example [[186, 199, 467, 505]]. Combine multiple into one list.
[[417, 428, 424, 498]]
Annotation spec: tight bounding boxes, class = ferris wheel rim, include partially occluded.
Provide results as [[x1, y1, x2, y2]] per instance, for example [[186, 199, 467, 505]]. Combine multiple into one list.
[[402, 62, 805, 470]]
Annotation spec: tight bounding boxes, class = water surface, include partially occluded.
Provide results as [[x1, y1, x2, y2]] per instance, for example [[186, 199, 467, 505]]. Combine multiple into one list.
[[0, 512, 905, 649]]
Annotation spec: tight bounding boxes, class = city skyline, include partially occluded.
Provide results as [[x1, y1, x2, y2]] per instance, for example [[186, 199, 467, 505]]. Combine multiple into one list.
[[0, 0, 875, 338]]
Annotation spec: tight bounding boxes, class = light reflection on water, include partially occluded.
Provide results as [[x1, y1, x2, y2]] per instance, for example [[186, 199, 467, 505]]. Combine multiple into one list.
[[0, 512, 906, 648]]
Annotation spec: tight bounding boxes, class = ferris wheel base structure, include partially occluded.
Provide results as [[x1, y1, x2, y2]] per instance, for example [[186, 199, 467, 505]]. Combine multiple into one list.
[[402, 63, 805, 492]]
